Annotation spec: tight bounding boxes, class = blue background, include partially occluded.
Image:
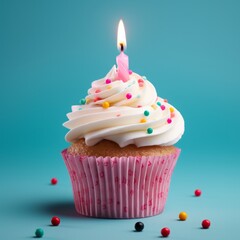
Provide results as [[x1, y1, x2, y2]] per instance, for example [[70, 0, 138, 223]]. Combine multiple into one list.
[[1, 0, 240, 239]]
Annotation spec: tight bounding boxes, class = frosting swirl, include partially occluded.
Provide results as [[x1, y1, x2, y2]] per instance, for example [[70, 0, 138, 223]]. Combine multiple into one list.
[[64, 66, 184, 147]]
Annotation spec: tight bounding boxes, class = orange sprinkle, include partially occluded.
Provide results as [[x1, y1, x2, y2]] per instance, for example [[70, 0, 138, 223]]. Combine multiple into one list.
[[102, 101, 110, 108], [170, 107, 174, 113], [107, 85, 112, 90], [151, 104, 157, 110], [140, 118, 147, 123]]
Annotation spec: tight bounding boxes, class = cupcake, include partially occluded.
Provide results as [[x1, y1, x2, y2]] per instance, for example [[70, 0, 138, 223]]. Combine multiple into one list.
[[62, 65, 184, 218]]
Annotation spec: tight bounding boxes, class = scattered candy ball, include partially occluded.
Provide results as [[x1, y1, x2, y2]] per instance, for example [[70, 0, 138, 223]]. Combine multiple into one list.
[[102, 101, 110, 108], [179, 211, 188, 221], [134, 221, 144, 232], [195, 189, 202, 197], [51, 178, 58, 185], [147, 127, 153, 134], [202, 219, 211, 229], [126, 93, 132, 99], [105, 79, 111, 84], [51, 216, 60, 226], [35, 228, 44, 238], [80, 98, 86, 105], [161, 227, 170, 237]]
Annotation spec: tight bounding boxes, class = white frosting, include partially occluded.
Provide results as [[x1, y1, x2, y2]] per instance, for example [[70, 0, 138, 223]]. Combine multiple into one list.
[[64, 66, 184, 147]]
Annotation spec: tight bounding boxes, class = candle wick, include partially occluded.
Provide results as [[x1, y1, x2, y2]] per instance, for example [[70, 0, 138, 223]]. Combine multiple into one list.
[[120, 43, 124, 52]]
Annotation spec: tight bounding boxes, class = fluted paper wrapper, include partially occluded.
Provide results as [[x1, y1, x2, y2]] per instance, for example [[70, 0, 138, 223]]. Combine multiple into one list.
[[62, 149, 180, 218]]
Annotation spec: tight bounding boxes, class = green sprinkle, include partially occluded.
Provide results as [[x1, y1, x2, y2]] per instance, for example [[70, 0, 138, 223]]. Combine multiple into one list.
[[35, 228, 44, 238], [78, 108, 82, 110], [157, 102, 161, 106], [147, 128, 153, 134], [142, 76, 147, 80], [144, 110, 150, 116], [80, 98, 86, 105], [136, 94, 141, 98]]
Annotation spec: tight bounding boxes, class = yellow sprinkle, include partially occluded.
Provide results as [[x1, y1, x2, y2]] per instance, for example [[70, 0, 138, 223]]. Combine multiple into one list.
[[140, 118, 147, 123], [107, 85, 112, 90], [170, 107, 174, 113], [102, 101, 110, 108], [151, 104, 157, 110], [86, 98, 91, 104]]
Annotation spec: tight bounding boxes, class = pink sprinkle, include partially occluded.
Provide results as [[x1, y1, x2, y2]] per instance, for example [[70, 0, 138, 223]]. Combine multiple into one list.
[[138, 79, 144, 87], [105, 79, 112, 84], [95, 89, 101, 93], [116, 114, 121, 117], [128, 70, 133, 75], [94, 97, 102, 102], [126, 93, 132, 99], [137, 105, 142, 108], [167, 118, 172, 124], [161, 105, 166, 110]]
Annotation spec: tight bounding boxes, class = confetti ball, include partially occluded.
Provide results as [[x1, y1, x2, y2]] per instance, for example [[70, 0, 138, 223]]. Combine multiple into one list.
[[126, 93, 132, 99], [161, 227, 170, 237], [144, 110, 150, 116], [80, 98, 86, 105], [102, 101, 110, 108], [161, 105, 166, 110], [51, 216, 60, 226], [51, 178, 58, 185], [195, 189, 202, 197], [105, 78, 112, 84], [147, 128, 153, 134], [134, 221, 144, 232], [202, 219, 211, 229], [35, 228, 44, 238], [179, 211, 188, 221]]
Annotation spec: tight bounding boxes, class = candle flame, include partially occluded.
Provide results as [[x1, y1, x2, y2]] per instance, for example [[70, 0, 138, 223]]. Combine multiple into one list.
[[117, 19, 127, 51]]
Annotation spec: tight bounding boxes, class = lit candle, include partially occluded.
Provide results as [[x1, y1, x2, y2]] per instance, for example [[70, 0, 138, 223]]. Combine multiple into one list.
[[116, 19, 129, 82]]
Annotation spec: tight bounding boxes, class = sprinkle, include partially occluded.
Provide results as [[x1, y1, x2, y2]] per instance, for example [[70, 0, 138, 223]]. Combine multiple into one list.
[[164, 99, 168, 103], [128, 70, 133, 74], [136, 94, 141, 99], [147, 128, 153, 134], [170, 113, 175, 118], [94, 97, 102, 102], [138, 79, 144, 87], [144, 110, 150, 116], [105, 79, 112, 84], [126, 93, 132, 99], [116, 114, 121, 117], [140, 118, 147, 123], [137, 105, 142, 108], [142, 76, 147, 80], [102, 101, 110, 108], [161, 105, 166, 110], [80, 98, 86, 104], [86, 98, 90, 104], [107, 85, 112, 90], [157, 102, 161, 106], [167, 118, 172, 124], [78, 108, 82, 111], [95, 89, 101, 93], [151, 104, 157, 110], [170, 107, 174, 113]]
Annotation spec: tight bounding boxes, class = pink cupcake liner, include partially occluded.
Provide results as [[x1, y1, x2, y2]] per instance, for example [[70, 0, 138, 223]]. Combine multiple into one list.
[[62, 149, 180, 218]]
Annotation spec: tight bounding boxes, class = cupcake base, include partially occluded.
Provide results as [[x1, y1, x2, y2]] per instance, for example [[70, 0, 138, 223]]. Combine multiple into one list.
[[62, 148, 180, 218]]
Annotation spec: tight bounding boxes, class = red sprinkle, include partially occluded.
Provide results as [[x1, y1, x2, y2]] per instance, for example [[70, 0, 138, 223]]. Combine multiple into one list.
[[202, 219, 211, 229], [138, 79, 144, 87], [51, 178, 58, 185], [51, 216, 61, 226], [195, 189, 202, 197], [94, 97, 102, 102], [164, 99, 168, 103], [161, 227, 170, 237], [95, 89, 101, 93]]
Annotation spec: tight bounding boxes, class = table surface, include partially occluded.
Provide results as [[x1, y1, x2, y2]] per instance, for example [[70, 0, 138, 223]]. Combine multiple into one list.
[[1, 150, 239, 240]]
